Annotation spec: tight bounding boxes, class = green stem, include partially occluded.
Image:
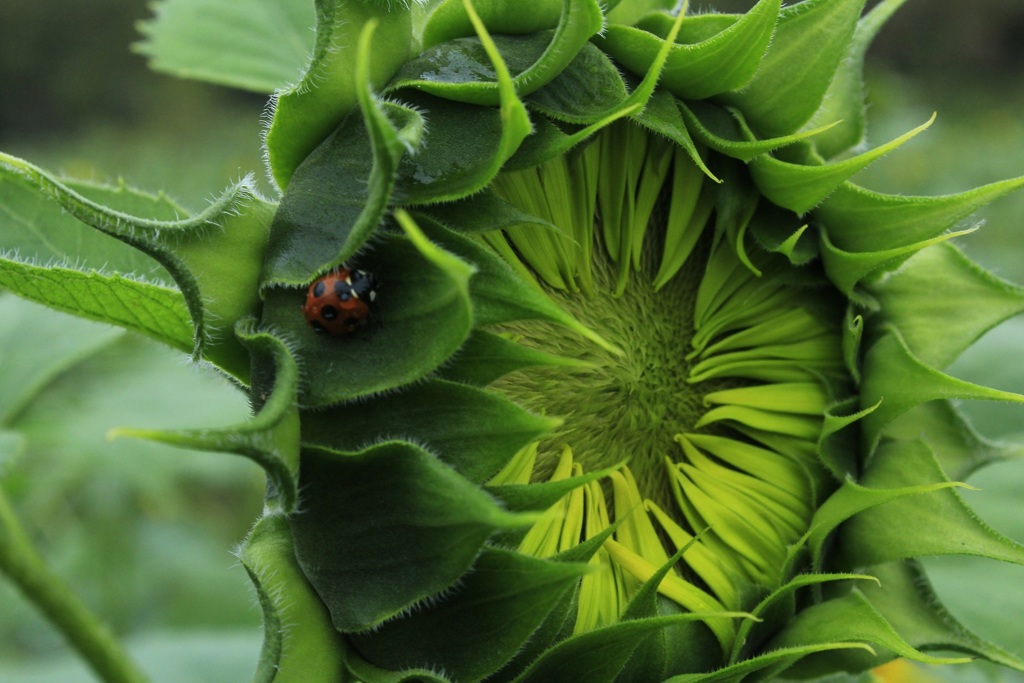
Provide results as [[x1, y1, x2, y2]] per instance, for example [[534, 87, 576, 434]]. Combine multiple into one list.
[[0, 488, 149, 683]]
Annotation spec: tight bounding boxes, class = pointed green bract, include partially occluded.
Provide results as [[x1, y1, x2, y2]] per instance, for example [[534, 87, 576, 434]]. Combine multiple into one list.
[[261, 223, 474, 406], [804, 0, 911, 158], [750, 115, 934, 215], [302, 378, 558, 485], [719, 0, 866, 137], [111, 320, 303, 513], [349, 548, 587, 682], [600, 0, 779, 100], [872, 243, 1024, 370], [240, 515, 347, 683], [266, 1, 415, 189], [388, 0, 603, 105], [835, 439, 1024, 568], [290, 442, 536, 631], [861, 328, 1024, 450]]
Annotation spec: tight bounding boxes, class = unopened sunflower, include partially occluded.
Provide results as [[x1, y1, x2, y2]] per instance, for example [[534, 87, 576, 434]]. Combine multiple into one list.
[[2, 0, 1024, 681]]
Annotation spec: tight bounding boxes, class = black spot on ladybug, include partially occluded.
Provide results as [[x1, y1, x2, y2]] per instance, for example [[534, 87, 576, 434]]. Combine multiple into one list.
[[313, 280, 326, 298], [334, 280, 354, 301]]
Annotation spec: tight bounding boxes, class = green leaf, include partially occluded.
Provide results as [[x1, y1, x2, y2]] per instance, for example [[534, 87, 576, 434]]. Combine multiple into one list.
[[599, 0, 780, 100], [302, 379, 558, 485], [749, 115, 935, 215], [388, 0, 603, 105], [266, 1, 414, 189], [417, 217, 614, 351], [802, 0, 910, 158], [663, 643, 875, 682], [135, 0, 315, 94], [290, 442, 534, 632], [860, 328, 1024, 451], [392, 8, 532, 205], [717, 0, 866, 137], [765, 590, 969, 678], [815, 176, 1024, 253], [0, 153, 275, 382], [263, 26, 425, 287], [435, 329, 588, 386], [885, 401, 1024, 483], [0, 258, 193, 357], [833, 439, 1024, 569], [679, 101, 840, 164], [0, 169, 172, 280], [260, 219, 473, 406], [525, 43, 630, 124], [421, 0, 562, 49], [239, 515, 347, 683], [862, 562, 1024, 673], [871, 243, 1024, 371], [112, 320, 302, 513], [515, 614, 734, 683], [349, 548, 586, 682]]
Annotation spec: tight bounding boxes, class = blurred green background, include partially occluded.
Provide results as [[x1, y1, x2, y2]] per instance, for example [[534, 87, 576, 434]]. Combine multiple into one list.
[[1, 1, 1023, 681]]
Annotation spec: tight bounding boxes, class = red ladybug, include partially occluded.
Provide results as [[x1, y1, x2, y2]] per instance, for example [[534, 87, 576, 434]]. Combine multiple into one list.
[[301, 267, 377, 335]]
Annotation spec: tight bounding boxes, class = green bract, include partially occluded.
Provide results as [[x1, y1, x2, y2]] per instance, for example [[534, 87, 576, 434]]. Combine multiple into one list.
[[3, 0, 1024, 681]]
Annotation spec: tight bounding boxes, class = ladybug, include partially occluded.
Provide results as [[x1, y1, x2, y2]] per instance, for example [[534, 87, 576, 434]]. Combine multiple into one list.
[[301, 266, 377, 335]]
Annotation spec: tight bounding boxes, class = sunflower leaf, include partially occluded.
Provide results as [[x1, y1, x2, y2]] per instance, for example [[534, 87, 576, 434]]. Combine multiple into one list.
[[292, 443, 537, 632], [135, 0, 314, 94], [0, 169, 175, 279], [599, 0, 779, 100], [302, 379, 557, 485], [266, 0, 414, 189], [112, 320, 302, 513], [0, 258, 193, 357], [718, 0, 866, 137], [749, 115, 935, 215], [833, 439, 1024, 569], [862, 561, 1024, 672], [388, 0, 603, 105], [0, 153, 274, 382], [239, 515, 347, 683]]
